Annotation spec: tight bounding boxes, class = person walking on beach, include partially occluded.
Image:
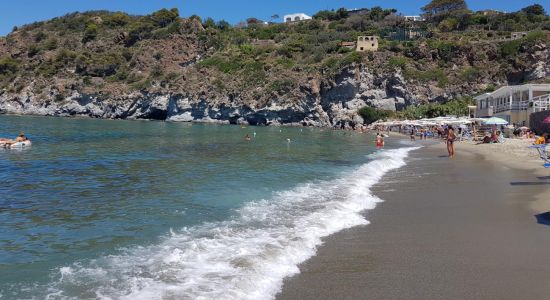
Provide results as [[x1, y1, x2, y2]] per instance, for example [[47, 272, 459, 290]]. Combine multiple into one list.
[[447, 126, 456, 158]]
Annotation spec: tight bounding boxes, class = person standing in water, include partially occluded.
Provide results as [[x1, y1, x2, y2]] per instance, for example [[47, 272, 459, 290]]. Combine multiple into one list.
[[447, 125, 456, 158], [375, 133, 384, 148]]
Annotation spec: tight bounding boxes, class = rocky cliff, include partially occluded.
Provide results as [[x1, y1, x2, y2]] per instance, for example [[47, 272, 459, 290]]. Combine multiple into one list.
[[0, 10, 548, 128]]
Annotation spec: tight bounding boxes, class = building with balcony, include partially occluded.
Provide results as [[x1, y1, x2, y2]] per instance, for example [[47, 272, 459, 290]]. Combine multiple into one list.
[[475, 84, 550, 126]]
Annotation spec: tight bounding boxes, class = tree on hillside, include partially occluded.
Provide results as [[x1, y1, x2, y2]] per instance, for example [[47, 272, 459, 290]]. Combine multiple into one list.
[[151, 8, 179, 27], [82, 23, 98, 43], [422, 0, 467, 16], [521, 4, 546, 16]]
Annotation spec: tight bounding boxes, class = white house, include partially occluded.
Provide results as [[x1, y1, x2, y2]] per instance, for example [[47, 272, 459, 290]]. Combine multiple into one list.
[[475, 84, 550, 126], [283, 13, 312, 23], [404, 15, 425, 22]]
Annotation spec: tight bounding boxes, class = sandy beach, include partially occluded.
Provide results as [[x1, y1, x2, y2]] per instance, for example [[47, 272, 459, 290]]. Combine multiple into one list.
[[277, 139, 550, 299]]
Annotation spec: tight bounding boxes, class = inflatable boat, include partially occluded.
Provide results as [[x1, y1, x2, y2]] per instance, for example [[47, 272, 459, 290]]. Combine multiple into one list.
[[1, 140, 32, 149]]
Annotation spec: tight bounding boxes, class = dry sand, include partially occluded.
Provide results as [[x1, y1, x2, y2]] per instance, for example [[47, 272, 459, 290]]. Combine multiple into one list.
[[277, 140, 550, 300]]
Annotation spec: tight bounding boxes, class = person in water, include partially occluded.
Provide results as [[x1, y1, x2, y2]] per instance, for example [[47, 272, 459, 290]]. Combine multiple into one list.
[[244, 134, 251, 141], [1, 132, 27, 146], [447, 126, 456, 158], [375, 133, 385, 147]]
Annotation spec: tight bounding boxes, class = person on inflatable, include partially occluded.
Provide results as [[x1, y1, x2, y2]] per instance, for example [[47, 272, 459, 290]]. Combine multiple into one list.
[[1, 132, 28, 147]]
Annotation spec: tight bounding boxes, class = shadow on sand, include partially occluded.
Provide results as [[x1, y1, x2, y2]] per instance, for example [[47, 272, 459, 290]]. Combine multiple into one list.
[[510, 182, 550, 186]]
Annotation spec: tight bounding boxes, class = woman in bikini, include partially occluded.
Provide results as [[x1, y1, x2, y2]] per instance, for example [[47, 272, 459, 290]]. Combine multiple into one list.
[[447, 126, 456, 158]]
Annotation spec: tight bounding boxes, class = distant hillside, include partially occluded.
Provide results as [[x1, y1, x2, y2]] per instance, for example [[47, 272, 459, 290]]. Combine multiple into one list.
[[0, 2, 548, 127]]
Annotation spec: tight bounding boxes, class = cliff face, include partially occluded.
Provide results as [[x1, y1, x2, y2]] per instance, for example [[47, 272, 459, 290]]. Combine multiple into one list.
[[1, 54, 546, 128], [0, 11, 548, 127]]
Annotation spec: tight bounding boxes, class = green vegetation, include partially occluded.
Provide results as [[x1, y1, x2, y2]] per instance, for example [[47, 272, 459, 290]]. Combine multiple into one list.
[[404, 68, 449, 87], [82, 23, 98, 43], [388, 56, 409, 68], [0, 2, 547, 110], [151, 8, 179, 27], [103, 12, 131, 27], [501, 30, 548, 57], [0, 57, 19, 76], [422, 0, 468, 16], [397, 97, 474, 119], [358, 106, 394, 124], [459, 67, 481, 82]]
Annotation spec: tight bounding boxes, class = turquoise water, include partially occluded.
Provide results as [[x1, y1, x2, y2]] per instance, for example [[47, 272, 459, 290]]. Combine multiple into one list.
[[0, 115, 414, 299]]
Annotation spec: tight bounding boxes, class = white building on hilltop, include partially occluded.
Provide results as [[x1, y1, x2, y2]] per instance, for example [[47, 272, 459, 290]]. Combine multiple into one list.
[[283, 13, 312, 23], [404, 15, 425, 22]]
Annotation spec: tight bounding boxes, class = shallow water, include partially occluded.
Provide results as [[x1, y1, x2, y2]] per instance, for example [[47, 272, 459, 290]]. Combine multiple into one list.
[[0, 115, 414, 299]]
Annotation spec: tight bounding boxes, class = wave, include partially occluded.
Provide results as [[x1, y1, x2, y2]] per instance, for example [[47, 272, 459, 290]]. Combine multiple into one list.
[[44, 147, 419, 300]]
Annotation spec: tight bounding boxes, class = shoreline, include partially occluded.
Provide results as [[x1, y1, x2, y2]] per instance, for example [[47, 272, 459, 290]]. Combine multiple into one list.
[[277, 139, 550, 299], [0, 112, 363, 130]]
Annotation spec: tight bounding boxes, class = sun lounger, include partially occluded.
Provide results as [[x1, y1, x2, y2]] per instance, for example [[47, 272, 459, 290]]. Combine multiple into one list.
[[529, 144, 550, 168]]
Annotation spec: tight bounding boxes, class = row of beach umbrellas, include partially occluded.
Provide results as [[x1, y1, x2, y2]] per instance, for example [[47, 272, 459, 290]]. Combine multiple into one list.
[[372, 116, 550, 128]]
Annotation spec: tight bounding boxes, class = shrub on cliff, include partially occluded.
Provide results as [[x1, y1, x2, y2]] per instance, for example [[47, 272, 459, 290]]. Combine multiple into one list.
[[76, 52, 124, 77], [404, 68, 449, 88], [103, 12, 131, 27], [125, 21, 154, 46], [151, 8, 179, 28], [359, 107, 393, 124], [0, 57, 19, 76], [82, 23, 98, 43], [388, 56, 409, 69], [397, 97, 474, 119], [459, 67, 481, 82], [501, 30, 547, 58]]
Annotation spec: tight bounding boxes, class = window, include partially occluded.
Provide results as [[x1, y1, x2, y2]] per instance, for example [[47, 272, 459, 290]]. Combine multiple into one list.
[[372, 44, 375, 47], [286, 18, 291, 22], [360, 47, 364, 51], [294, 16, 300, 21]]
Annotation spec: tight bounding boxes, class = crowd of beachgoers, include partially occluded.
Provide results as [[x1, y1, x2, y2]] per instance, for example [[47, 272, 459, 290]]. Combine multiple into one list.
[[366, 116, 549, 164]]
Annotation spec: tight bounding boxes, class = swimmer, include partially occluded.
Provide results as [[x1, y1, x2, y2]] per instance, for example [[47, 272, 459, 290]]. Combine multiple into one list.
[[286, 138, 291, 143], [375, 133, 384, 147], [253, 132, 256, 137], [245, 134, 251, 141]]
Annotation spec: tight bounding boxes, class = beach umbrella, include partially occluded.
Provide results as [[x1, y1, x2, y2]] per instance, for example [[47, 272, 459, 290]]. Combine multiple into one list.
[[483, 117, 508, 125], [544, 116, 550, 124], [520, 126, 529, 131], [535, 211, 550, 226]]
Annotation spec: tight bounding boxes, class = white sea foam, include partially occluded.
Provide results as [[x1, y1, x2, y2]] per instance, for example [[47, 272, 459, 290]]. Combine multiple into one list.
[[44, 147, 419, 300]]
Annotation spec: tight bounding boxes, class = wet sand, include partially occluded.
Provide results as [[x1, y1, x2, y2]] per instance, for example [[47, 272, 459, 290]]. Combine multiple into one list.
[[277, 142, 550, 299]]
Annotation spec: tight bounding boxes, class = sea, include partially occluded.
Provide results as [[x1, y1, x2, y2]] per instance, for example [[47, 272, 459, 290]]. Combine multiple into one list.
[[0, 115, 417, 299]]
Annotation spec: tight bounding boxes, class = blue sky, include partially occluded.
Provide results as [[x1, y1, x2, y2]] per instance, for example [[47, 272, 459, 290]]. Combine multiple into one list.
[[1, 0, 548, 36]]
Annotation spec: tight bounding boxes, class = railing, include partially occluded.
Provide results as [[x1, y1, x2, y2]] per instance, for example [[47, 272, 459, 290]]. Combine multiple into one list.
[[492, 100, 530, 113], [479, 94, 550, 115], [477, 107, 493, 117], [532, 94, 550, 112]]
